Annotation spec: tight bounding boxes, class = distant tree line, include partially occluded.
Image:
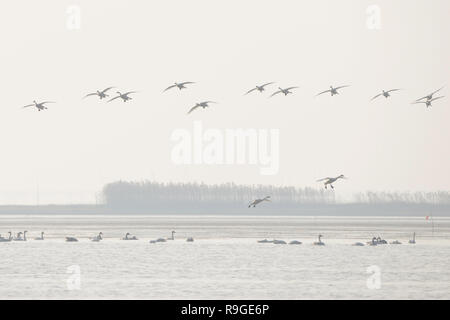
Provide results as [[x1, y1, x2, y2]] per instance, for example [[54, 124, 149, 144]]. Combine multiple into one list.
[[101, 180, 336, 207], [353, 191, 450, 204], [101, 180, 450, 210]]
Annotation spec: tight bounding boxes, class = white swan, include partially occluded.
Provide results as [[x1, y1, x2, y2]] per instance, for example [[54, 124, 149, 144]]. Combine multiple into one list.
[[65, 237, 78, 242], [167, 231, 175, 240], [150, 238, 167, 243], [367, 237, 378, 246], [316, 85, 350, 97], [317, 175, 347, 189], [84, 87, 115, 100], [121, 233, 138, 240], [0, 232, 13, 242], [13, 232, 22, 241], [270, 86, 298, 97], [34, 232, 44, 240], [91, 232, 103, 242], [108, 91, 137, 103], [249, 196, 271, 208], [313, 234, 325, 246], [187, 101, 217, 114], [409, 232, 416, 244], [415, 87, 444, 102], [163, 82, 195, 92], [371, 89, 401, 101], [23, 100, 55, 111], [245, 82, 275, 95], [13, 231, 27, 241], [412, 96, 444, 108]]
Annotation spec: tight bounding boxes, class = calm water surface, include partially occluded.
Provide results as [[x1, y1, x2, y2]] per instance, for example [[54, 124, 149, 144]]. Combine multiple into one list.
[[0, 215, 449, 299]]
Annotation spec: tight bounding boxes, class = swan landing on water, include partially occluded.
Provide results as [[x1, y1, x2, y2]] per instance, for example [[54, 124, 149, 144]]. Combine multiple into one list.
[[248, 196, 271, 208]]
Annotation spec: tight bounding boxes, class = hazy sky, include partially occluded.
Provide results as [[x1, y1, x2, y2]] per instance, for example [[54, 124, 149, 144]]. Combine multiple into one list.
[[0, 0, 449, 204]]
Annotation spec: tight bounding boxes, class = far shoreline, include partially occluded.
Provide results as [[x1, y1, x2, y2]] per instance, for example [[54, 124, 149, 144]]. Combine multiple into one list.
[[0, 203, 448, 217]]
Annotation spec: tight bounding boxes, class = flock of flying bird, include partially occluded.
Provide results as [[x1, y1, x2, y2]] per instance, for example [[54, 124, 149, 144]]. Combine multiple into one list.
[[22, 83, 445, 114], [17, 82, 443, 247], [22, 82, 445, 208]]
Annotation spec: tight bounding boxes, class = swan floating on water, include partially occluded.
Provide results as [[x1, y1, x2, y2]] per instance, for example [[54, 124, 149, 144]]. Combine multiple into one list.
[[65, 237, 78, 242], [257, 239, 274, 243], [122, 233, 138, 240], [150, 238, 167, 243], [34, 232, 44, 240], [167, 231, 175, 240], [352, 242, 365, 246], [13, 231, 27, 241], [368, 236, 387, 245], [273, 239, 287, 244], [0, 232, 13, 242], [91, 232, 103, 242], [313, 234, 325, 246], [186, 237, 194, 242], [409, 232, 416, 244], [391, 240, 402, 245], [289, 240, 302, 245], [13, 232, 23, 241]]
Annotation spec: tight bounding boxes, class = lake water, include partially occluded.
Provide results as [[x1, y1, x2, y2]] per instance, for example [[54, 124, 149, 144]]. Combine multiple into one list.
[[0, 215, 449, 299]]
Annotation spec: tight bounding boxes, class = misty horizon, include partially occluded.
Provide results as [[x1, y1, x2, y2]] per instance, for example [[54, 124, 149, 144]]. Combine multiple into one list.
[[0, 1, 448, 205]]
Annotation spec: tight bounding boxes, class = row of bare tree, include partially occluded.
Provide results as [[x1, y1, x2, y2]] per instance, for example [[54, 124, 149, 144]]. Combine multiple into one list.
[[354, 191, 450, 204], [102, 181, 336, 206], [102, 181, 450, 207]]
